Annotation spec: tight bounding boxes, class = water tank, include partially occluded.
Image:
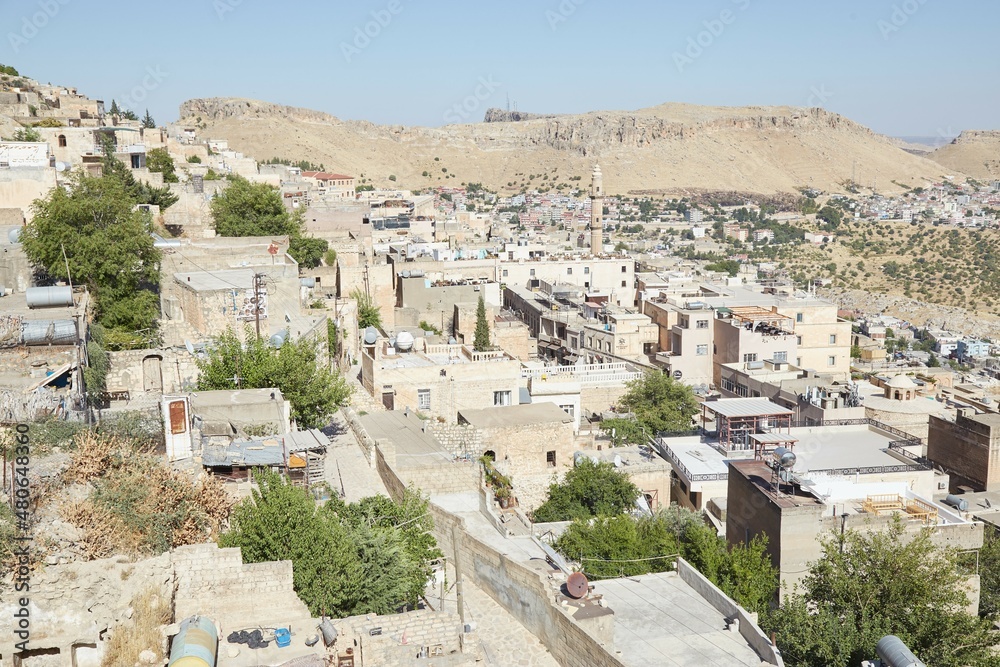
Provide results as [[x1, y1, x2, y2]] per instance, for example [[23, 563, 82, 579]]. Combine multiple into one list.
[[876, 635, 926, 667], [772, 446, 796, 470], [363, 326, 379, 345], [153, 238, 182, 249], [7, 228, 20, 245], [318, 618, 338, 647], [25, 286, 74, 308], [269, 329, 288, 349], [395, 331, 415, 352], [168, 616, 217, 667], [22, 320, 77, 346], [943, 494, 969, 512]]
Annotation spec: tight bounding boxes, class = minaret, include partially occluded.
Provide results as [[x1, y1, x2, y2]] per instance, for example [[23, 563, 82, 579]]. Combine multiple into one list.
[[590, 164, 603, 255]]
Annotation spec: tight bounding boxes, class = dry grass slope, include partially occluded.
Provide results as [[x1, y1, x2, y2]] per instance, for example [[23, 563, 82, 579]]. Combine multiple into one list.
[[929, 131, 1000, 180], [180, 98, 961, 196]]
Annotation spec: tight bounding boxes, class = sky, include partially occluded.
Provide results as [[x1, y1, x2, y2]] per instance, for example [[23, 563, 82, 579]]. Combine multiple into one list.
[[2, 0, 998, 137]]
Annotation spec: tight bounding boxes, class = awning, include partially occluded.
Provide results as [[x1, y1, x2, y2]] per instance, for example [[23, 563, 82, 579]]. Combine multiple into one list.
[[23, 361, 77, 394]]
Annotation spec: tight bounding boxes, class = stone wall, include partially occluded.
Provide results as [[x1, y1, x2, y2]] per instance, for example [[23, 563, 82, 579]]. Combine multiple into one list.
[[426, 422, 483, 459], [426, 502, 629, 667], [336, 608, 464, 664], [105, 348, 200, 394]]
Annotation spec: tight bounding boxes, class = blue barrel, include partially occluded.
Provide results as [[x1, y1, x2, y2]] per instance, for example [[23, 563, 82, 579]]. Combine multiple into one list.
[[168, 616, 217, 667]]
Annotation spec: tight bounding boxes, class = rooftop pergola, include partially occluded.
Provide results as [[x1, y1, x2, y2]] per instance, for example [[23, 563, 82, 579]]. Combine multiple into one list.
[[725, 306, 795, 335], [748, 433, 799, 462], [702, 398, 794, 452]]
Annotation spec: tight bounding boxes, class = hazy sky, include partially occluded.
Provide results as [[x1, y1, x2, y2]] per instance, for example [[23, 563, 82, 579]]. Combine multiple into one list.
[[3, 0, 997, 136]]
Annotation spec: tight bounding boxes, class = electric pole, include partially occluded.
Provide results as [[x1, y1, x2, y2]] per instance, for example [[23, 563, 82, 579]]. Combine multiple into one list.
[[253, 273, 264, 340]]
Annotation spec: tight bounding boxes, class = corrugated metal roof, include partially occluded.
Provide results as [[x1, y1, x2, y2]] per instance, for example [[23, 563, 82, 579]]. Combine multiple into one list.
[[702, 398, 793, 419], [202, 437, 285, 468]]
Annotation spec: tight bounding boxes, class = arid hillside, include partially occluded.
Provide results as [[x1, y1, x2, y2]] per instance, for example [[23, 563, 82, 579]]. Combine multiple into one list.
[[928, 131, 1000, 181], [179, 98, 961, 195]]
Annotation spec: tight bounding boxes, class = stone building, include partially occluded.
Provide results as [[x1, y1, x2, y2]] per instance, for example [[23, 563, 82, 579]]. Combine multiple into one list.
[[928, 409, 1000, 492]]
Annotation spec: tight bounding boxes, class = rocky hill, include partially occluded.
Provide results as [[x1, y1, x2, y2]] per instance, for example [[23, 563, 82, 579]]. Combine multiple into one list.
[[179, 98, 962, 195], [482, 108, 559, 123], [928, 130, 1000, 181]]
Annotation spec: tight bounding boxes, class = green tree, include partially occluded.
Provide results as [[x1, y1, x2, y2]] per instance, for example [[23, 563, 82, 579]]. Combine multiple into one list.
[[12, 127, 41, 142], [186, 155, 202, 164], [222, 470, 440, 617], [109, 100, 121, 117], [210, 175, 297, 237], [928, 353, 941, 367], [352, 288, 383, 330], [221, 469, 361, 616], [100, 141, 179, 209], [196, 326, 351, 429], [979, 527, 1000, 620], [473, 295, 491, 351], [20, 170, 161, 349], [532, 459, 639, 522], [704, 259, 741, 277], [146, 148, 178, 183], [601, 372, 699, 445], [141, 109, 156, 129], [817, 206, 843, 229], [288, 234, 329, 269], [765, 518, 998, 667], [120, 108, 138, 122]]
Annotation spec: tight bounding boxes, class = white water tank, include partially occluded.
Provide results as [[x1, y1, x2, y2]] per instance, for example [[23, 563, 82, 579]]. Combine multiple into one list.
[[395, 331, 415, 352]]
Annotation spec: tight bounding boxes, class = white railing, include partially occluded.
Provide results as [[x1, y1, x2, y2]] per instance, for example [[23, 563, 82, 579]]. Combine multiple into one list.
[[522, 362, 642, 385]]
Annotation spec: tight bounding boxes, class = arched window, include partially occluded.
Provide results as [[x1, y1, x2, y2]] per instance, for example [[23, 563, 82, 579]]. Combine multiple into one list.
[[58, 135, 67, 147]]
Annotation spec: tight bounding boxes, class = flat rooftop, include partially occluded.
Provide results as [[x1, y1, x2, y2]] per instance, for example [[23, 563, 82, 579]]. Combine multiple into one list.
[[359, 410, 455, 469], [789, 424, 915, 474], [174, 269, 254, 292], [596, 572, 768, 667], [458, 403, 573, 429]]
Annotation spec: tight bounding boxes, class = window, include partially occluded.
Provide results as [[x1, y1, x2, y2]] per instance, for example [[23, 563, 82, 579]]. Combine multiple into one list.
[[606, 341, 612, 352], [588, 336, 594, 347], [828, 355, 837, 366], [502, 269, 508, 277], [621, 265, 627, 273], [546, 451, 556, 467], [696, 344, 708, 356], [797, 357, 802, 367], [743, 353, 758, 363], [584, 267, 590, 274], [567, 267, 573, 275], [494, 390, 512, 406], [796, 313, 804, 323], [722, 378, 736, 393], [58, 134, 67, 147], [417, 389, 431, 411], [621, 280, 627, 287], [696, 319, 709, 329], [829, 334, 837, 344], [530, 269, 535, 277], [559, 404, 575, 419], [774, 351, 788, 362], [797, 336, 802, 345]]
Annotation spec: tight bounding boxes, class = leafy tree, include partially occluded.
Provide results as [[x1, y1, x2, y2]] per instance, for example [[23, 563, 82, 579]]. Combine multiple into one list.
[[288, 234, 328, 269], [765, 518, 998, 667], [473, 295, 491, 351], [978, 526, 1000, 619], [352, 288, 383, 330], [100, 141, 179, 209], [532, 459, 639, 522], [108, 100, 121, 117], [141, 109, 156, 129], [704, 259, 741, 276], [20, 170, 161, 349], [146, 148, 178, 183], [12, 127, 41, 142], [222, 470, 440, 617], [0, 64, 19, 76], [601, 372, 699, 445], [196, 326, 351, 429], [817, 206, 843, 229], [927, 353, 941, 367], [555, 505, 776, 615], [186, 155, 202, 164], [210, 175, 297, 237], [323, 248, 337, 266], [120, 108, 139, 122]]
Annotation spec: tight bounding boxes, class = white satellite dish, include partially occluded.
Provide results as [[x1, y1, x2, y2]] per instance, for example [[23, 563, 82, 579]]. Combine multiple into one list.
[[184, 340, 195, 355], [55, 162, 70, 172]]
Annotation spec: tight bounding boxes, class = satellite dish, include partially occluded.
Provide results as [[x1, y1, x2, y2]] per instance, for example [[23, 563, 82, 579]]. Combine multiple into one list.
[[184, 340, 195, 355], [613, 454, 622, 468], [7, 228, 21, 245], [565, 572, 589, 600], [55, 161, 70, 172], [363, 327, 378, 345]]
